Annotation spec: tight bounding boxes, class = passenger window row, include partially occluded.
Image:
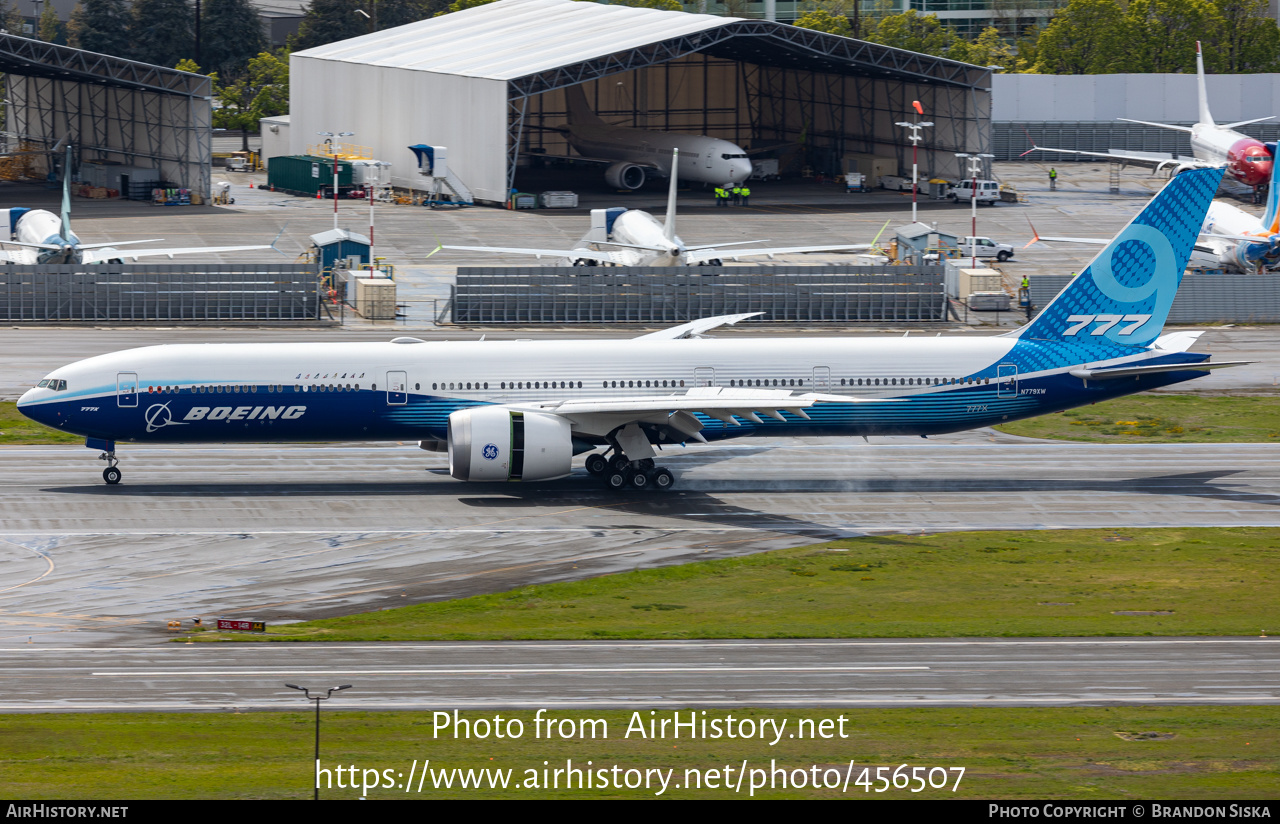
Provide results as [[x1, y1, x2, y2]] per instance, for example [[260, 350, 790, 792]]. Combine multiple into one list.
[[837, 377, 990, 387]]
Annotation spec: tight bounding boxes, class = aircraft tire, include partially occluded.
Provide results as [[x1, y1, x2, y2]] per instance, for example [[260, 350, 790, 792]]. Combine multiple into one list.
[[628, 470, 649, 490], [605, 470, 628, 491], [651, 467, 675, 491], [585, 453, 608, 475], [103, 467, 121, 485]]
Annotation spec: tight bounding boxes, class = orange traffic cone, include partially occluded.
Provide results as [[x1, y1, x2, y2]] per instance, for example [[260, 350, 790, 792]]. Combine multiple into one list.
[[248, 181, 254, 188], [316, 191, 321, 199]]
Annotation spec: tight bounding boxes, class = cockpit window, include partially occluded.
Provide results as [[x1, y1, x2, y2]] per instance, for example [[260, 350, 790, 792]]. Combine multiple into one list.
[[721, 153, 748, 160], [38, 379, 67, 391]]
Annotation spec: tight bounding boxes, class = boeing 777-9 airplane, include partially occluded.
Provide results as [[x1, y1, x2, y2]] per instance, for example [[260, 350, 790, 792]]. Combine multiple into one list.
[[19, 168, 1247, 489]]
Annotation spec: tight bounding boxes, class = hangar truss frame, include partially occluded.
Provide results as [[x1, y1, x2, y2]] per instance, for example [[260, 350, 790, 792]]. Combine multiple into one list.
[[0, 33, 211, 198], [505, 19, 990, 192]]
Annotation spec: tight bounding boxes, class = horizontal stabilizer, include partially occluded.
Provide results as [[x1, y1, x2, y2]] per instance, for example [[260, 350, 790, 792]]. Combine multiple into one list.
[[1069, 360, 1253, 380]]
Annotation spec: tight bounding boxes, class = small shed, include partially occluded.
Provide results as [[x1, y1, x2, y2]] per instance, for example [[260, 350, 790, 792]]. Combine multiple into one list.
[[895, 222, 960, 264], [311, 228, 371, 270]]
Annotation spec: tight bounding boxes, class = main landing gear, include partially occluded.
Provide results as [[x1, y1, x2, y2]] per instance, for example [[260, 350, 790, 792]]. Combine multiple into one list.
[[99, 450, 121, 485], [584, 451, 675, 492]]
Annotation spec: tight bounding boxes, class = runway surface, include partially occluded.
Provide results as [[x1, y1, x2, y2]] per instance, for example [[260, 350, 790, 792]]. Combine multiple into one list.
[[1, 439, 1278, 647], [0, 638, 1274, 711]]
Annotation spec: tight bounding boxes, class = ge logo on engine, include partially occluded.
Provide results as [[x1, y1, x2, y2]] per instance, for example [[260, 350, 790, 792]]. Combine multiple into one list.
[[482, 443, 499, 461]]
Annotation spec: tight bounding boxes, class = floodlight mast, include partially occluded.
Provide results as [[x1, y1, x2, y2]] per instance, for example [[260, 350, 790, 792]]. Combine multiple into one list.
[[317, 131, 354, 230], [956, 152, 995, 267], [286, 683, 353, 800], [895, 108, 933, 224]]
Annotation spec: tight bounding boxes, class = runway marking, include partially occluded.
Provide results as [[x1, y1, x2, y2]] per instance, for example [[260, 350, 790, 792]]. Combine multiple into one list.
[[0, 539, 55, 594], [93, 666, 930, 676]]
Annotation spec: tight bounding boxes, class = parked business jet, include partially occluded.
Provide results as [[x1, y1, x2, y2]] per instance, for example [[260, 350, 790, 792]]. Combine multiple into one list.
[[558, 84, 754, 190], [1023, 43, 1274, 188], [446, 149, 877, 266], [0, 147, 270, 264], [1029, 173, 1280, 273], [19, 168, 1247, 489]]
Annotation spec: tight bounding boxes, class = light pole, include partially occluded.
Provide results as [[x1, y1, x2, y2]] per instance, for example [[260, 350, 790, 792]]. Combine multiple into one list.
[[317, 131, 353, 231], [955, 152, 994, 268], [286, 683, 352, 800], [895, 106, 933, 225]]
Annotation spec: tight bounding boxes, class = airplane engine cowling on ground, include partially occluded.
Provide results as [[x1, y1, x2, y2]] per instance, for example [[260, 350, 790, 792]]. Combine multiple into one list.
[[604, 162, 646, 190], [448, 407, 572, 482]]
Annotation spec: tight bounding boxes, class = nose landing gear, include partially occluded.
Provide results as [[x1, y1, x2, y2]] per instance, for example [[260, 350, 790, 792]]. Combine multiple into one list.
[[99, 450, 121, 484]]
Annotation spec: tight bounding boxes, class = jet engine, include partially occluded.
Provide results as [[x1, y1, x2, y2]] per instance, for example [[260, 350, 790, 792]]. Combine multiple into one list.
[[604, 162, 647, 190], [448, 406, 573, 482]]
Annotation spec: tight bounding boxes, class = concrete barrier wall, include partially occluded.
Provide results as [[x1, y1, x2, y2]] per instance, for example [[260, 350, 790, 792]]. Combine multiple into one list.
[[1030, 274, 1280, 324], [452, 267, 948, 325], [0, 264, 321, 322]]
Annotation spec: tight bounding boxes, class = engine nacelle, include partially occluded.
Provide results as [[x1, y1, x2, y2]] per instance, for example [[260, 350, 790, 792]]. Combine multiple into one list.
[[604, 162, 647, 190], [448, 407, 572, 482]]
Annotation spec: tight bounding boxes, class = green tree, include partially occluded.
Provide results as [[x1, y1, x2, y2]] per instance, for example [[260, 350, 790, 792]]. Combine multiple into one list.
[[373, 0, 434, 28], [130, 0, 194, 66], [1206, 0, 1280, 72], [866, 9, 958, 58], [215, 50, 289, 151], [794, 8, 852, 36], [1029, 0, 1127, 74], [435, 0, 494, 13], [1121, 0, 1222, 72], [949, 26, 1018, 69], [0, 0, 23, 35], [201, 0, 267, 77], [38, 2, 64, 42], [67, 0, 131, 56], [292, 0, 367, 48]]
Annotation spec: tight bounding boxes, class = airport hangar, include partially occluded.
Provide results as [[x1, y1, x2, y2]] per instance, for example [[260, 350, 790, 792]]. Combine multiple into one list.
[[0, 32, 211, 199], [286, 0, 993, 206]]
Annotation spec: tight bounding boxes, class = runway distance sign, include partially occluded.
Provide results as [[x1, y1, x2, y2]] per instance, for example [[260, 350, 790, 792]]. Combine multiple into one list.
[[216, 619, 266, 632]]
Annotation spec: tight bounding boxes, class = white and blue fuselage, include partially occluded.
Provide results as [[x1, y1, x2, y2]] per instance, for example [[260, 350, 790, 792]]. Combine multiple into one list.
[[17, 168, 1240, 487]]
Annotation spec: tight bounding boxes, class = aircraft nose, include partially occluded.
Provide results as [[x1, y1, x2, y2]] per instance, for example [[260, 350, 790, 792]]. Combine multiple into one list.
[[735, 159, 753, 181], [16, 389, 51, 425]]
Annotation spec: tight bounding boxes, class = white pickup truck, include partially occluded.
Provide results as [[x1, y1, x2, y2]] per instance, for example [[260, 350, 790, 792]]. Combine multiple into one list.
[[960, 236, 1015, 262], [948, 179, 1000, 205]]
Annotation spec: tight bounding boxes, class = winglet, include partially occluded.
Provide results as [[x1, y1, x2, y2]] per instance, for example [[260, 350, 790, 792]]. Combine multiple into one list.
[[1023, 218, 1041, 249], [663, 148, 679, 243]]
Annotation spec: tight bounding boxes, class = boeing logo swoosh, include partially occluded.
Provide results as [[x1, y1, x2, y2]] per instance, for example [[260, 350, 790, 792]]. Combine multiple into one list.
[[144, 402, 187, 433]]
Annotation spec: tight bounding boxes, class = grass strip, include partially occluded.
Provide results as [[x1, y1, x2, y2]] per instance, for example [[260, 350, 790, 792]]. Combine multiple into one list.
[[0, 401, 83, 445], [996, 394, 1280, 443], [195, 528, 1280, 642], [0, 707, 1273, 799]]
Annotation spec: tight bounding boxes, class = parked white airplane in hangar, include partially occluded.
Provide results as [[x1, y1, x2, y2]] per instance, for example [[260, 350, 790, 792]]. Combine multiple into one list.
[[1028, 171, 1280, 273], [555, 83, 756, 190], [1023, 42, 1274, 189], [445, 149, 879, 266], [18, 167, 1251, 489], [0, 148, 271, 265]]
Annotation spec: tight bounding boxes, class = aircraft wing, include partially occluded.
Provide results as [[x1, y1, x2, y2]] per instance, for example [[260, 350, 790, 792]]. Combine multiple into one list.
[[684, 243, 873, 264], [441, 245, 622, 265], [514, 385, 901, 441], [633, 312, 763, 340], [80, 245, 271, 263], [0, 249, 30, 263], [1022, 143, 1218, 171]]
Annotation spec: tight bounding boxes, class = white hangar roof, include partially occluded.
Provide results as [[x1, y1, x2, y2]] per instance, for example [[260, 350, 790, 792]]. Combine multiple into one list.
[[293, 0, 740, 81]]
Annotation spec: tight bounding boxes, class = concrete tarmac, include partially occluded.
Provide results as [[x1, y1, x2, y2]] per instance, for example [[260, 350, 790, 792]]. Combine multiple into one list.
[[2, 439, 1278, 647], [0, 638, 1274, 711]]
